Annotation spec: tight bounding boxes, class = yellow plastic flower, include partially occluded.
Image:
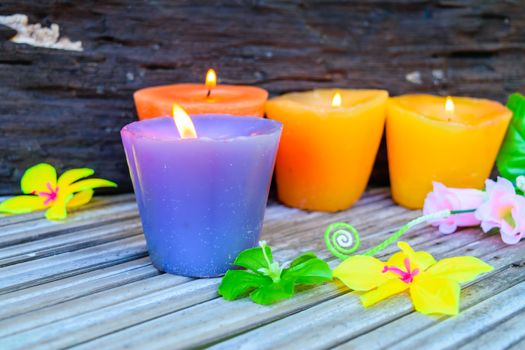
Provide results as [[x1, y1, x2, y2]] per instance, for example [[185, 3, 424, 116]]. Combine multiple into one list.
[[0, 163, 116, 220], [333, 241, 493, 315]]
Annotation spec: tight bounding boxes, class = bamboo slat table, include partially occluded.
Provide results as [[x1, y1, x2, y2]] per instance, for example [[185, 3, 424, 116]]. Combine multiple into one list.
[[1, 188, 525, 350]]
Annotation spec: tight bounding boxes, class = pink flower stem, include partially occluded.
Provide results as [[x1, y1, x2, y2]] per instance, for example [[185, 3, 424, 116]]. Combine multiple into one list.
[[327, 209, 478, 260], [363, 210, 451, 256]]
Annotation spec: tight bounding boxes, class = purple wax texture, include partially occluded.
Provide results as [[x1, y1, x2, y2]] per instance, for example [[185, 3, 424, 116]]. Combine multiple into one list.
[[121, 115, 282, 277]]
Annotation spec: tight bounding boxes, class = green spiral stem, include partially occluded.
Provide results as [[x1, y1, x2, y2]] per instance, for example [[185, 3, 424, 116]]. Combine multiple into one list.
[[325, 209, 473, 260]]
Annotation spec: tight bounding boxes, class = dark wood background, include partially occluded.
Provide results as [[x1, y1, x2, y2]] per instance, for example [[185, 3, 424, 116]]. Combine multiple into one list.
[[1, 0, 524, 194]]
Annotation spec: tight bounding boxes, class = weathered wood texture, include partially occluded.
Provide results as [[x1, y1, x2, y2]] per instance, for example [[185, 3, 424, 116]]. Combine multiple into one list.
[[1, 189, 525, 349], [1, 1, 524, 194]]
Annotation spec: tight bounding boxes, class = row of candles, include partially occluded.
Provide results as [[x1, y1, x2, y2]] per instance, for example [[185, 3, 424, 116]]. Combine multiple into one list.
[[122, 69, 512, 277]]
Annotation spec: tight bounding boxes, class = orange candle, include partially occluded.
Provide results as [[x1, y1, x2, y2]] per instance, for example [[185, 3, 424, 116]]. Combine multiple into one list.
[[266, 89, 388, 212], [387, 94, 512, 209], [134, 69, 268, 119]]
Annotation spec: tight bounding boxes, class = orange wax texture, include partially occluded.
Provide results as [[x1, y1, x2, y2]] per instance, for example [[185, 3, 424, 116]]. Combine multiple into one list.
[[266, 89, 388, 212], [387, 94, 512, 209], [134, 84, 268, 119]]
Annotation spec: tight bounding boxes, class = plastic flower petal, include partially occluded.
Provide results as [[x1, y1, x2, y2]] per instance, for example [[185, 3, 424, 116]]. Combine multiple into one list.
[[45, 194, 71, 220], [68, 190, 94, 208], [58, 168, 95, 188], [333, 255, 393, 291], [0, 195, 47, 214], [333, 241, 493, 316], [387, 241, 436, 272], [361, 278, 408, 307], [20, 163, 57, 194], [423, 182, 485, 234], [475, 177, 525, 244], [0, 163, 116, 221], [424, 256, 493, 283], [67, 179, 117, 193], [410, 277, 460, 315]]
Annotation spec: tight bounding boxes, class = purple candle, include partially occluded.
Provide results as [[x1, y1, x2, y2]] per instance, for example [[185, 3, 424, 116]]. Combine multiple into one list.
[[121, 114, 282, 277]]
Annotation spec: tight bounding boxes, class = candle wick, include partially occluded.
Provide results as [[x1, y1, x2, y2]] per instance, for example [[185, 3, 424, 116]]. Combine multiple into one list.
[[206, 89, 212, 98]]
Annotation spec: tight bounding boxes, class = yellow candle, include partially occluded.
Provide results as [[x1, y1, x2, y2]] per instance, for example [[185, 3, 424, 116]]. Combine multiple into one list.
[[387, 94, 512, 209], [266, 89, 388, 212]]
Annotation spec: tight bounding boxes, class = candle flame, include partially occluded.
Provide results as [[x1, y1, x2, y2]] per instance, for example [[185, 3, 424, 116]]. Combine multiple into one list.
[[331, 92, 342, 107], [172, 103, 197, 139], [445, 96, 455, 114], [205, 69, 217, 90]]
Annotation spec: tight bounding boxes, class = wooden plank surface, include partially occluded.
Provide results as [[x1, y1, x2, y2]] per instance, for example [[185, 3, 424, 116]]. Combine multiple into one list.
[[1, 1, 525, 193], [0, 188, 524, 349]]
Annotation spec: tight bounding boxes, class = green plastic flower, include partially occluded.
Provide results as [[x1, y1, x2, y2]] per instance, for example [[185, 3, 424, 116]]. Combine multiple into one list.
[[219, 241, 332, 305]]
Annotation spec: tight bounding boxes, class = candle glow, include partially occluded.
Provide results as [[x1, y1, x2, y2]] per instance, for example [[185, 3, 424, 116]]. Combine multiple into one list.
[[206, 68, 217, 97], [172, 103, 197, 139], [331, 92, 342, 107], [445, 96, 455, 114]]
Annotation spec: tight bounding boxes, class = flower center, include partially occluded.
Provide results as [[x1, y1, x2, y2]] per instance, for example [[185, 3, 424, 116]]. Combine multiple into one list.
[[500, 206, 516, 228], [37, 182, 60, 205], [257, 240, 282, 283], [382, 258, 419, 284]]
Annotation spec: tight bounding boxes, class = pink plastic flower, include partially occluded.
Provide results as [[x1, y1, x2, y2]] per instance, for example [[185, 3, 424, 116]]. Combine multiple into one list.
[[475, 177, 525, 244], [423, 182, 485, 234]]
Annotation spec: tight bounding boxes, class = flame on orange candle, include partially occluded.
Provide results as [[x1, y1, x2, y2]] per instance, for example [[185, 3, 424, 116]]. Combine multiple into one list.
[[331, 92, 342, 107], [172, 103, 197, 139], [205, 69, 217, 97], [445, 96, 455, 114]]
